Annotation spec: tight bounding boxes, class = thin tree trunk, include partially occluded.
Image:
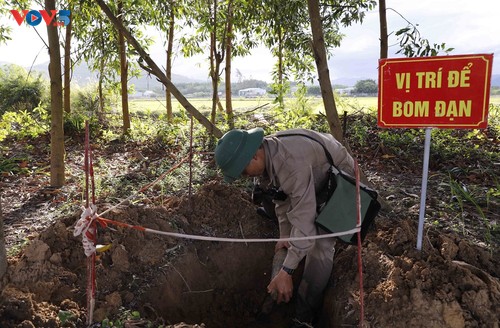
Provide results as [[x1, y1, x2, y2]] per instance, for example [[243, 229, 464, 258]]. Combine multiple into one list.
[[225, 0, 234, 128], [209, 0, 218, 125], [276, 29, 285, 108], [95, 0, 222, 138], [98, 65, 104, 122], [307, 0, 383, 191], [306, 0, 343, 142], [379, 0, 388, 59], [0, 191, 7, 279], [46, 0, 65, 187], [165, 1, 175, 122], [98, 21, 105, 122], [118, 1, 130, 134], [63, 10, 72, 114]]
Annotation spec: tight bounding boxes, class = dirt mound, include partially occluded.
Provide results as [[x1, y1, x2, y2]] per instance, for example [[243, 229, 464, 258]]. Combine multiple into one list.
[[326, 218, 500, 327], [1, 180, 499, 327]]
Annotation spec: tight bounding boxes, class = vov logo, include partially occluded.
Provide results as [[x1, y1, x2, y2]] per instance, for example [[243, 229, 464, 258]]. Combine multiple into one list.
[[10, 10, 71, 27]]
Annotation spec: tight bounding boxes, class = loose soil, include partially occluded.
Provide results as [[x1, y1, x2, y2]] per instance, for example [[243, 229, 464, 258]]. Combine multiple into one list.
[[1, 129, 499, 328]]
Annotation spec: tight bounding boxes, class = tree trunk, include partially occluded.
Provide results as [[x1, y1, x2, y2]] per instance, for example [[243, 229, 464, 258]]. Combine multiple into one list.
[[98, 69, 104, 120], [307, 0, 343, 142], [98, 21, 105, 122], [276, 29, 285, 108], [95, 0, 222, 138], [225, 1, 234, 129], [165, 1, 175, 122], [209, 0, 218, 125], [307, 0, 379, 190], [46, 0, 65, 187], [379, 0, 388, 59], [63, 10, 72, 114], [0, 191, 7, 279], [210, 49, 218, 125], [118, 1, 130, 134]]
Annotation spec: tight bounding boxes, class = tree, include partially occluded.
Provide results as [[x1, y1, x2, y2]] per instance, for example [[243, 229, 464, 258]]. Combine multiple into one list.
[[95, 0, 222, 138], [0, 190, 7, 279], [165, 0, 176, 122], [46, 0, 65, 187], [72, 0, 147, 127], [118, 0, 130, 134], [308, 0, 376, 189], [307, 0, 375, 142], [0, 65, 45, 115], [179, 0, 255, 126], [0, 2, 14, 43], [379, 0, 388, 59], [63, 9, 72, 114], [353, 79, 378, 94], [224, 0, 235, 128], [207, 0, 226, 125], [307, 0, 343, 142], [256, 0, 313, 106], [256, 0, 363, 107]]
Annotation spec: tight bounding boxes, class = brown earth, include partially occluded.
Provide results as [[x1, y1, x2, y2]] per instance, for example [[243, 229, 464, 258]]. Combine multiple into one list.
[[0, 128, 499, 327]]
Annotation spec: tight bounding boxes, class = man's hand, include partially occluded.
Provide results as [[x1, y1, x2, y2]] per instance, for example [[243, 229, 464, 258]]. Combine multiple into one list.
[[267, 269, 293, 304], [275, 240, 290, 252]]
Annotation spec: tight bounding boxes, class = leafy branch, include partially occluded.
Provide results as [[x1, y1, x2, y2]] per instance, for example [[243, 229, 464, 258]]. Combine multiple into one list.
[[388, 8, 454, 57]]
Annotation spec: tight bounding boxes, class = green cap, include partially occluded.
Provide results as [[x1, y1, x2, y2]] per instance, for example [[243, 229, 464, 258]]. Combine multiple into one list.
[[215, 128, 264, 183]]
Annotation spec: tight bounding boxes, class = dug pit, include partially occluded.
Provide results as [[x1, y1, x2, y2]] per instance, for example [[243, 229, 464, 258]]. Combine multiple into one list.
[[0, 180, 499, 327]]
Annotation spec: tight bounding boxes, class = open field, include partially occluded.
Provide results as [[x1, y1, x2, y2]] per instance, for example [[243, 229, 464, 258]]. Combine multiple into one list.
[[129, 95, 500, 116], [127, 96, 374, 116]]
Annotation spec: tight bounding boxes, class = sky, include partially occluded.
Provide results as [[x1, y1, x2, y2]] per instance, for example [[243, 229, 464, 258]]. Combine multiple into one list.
[[1, 0, 499, 84]]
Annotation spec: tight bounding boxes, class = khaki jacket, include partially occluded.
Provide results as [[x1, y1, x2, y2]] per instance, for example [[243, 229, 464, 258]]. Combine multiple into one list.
[[261, 129, 355, 269]]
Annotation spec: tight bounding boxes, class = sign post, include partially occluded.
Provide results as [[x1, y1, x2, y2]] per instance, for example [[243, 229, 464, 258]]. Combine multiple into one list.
[[416, 128, 432, 250], [378, 54, 493, 250]]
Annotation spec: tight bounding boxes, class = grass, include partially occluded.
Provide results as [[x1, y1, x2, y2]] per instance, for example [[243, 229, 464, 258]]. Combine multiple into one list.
[[128, 95, 500, 117], [128, 97, 277, 115]]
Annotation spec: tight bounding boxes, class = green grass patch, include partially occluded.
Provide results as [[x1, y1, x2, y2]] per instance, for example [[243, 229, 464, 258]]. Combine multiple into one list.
[[128, 97, 277, 116]]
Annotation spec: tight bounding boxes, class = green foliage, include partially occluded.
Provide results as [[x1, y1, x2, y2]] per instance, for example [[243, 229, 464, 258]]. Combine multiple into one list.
[[72, 85, 102, 114], [0, 104, 50, 141], [100, 309, 152, 328], [443, 176, 493, 244], [395, 25, 454, 58], [431, 129, 500, 166], [269, 86, 328, 132], [343, 108, 378, 146], [269, 79, 290, 108], [0, 64, 47, 115], [0, 156, 29, 175], [0, 2, 15, 44], [57, 310, 76, 325]]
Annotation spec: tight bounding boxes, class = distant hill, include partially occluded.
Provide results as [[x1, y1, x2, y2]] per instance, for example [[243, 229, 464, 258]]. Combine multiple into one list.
[[33, 62, 205, 90], [2, 61, 500, 88], [0, 61, 204, 90]]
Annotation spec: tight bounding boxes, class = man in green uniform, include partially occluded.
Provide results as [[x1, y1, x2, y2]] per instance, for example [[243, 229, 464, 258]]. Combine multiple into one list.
[[214, 127, 355, 327]]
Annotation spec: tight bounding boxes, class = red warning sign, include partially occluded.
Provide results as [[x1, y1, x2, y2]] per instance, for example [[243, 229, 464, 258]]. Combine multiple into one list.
[[378, 54, 493, 129]]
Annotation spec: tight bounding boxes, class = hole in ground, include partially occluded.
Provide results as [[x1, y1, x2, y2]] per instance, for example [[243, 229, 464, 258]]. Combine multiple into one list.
[[141, 242, 298, 327]]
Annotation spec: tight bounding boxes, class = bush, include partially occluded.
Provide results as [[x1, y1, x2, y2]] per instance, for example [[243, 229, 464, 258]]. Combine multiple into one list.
[[0, 64, 47, 115]]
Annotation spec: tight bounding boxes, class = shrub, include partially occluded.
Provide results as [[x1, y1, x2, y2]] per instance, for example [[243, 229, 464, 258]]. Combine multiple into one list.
[[0, 64, 47, 115]]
